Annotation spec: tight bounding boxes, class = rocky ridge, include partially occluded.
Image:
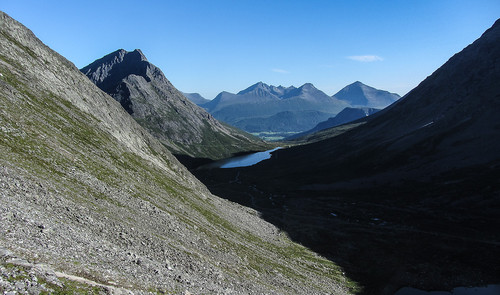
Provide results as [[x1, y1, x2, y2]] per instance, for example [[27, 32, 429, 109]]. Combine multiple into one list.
[[201, 82, 349, 134], [81, 49, 267, 161], [0, 11, 354, 294]]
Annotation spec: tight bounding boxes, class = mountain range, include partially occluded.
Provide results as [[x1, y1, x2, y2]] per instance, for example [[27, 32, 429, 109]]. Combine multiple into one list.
[[196, 81, 399, 137], [193, 18, 500, 294], [0, 11, 354, 294], [2, 7, 499, 295], [80, 49, 268, 162]]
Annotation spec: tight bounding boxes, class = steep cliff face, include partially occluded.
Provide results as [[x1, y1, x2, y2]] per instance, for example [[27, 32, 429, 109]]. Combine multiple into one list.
[[81, 49, 267, 161], [0, 11, 354, 294]]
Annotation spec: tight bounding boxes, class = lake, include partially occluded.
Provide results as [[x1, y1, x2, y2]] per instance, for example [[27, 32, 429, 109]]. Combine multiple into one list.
[[201, 147, 281, 169]]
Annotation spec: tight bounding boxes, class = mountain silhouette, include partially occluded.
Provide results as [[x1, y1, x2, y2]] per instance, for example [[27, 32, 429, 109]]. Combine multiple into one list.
[[81, 49, 268, 161]]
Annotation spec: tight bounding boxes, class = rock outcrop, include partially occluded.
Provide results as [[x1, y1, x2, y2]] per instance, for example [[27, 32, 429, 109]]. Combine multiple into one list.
[[81, 49, 267, 161], [0, 11, 354, 294]]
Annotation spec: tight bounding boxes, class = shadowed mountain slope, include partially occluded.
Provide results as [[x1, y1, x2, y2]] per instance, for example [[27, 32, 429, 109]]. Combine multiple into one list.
[[194, 19, 500, 294], [271, 18, 500, 183], [80, 50, 268, 161], [0, 11, 355, 294], [287, 107, 380, 140]]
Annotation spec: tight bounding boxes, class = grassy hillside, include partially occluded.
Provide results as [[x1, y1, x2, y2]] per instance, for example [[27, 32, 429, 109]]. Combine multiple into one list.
[[0, 11, 356, 294]]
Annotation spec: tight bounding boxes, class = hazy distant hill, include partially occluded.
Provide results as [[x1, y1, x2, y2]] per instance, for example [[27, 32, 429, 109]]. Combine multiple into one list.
[[233, 110, 333, 133], [204, 82, 349, 117], [259, 19, 500, 205], [81, 49, 267, 161], [0, 10, 353, 294], [333, 81, 400, 108], [183, 92, 210, 105], [288, 107, 380, 140], [202, 81, 398, 136], [202, 82, 348, 132]]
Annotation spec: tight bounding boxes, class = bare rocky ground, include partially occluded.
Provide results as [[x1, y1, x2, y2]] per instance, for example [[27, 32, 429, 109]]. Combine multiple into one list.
[[0, 11, 355, 294]]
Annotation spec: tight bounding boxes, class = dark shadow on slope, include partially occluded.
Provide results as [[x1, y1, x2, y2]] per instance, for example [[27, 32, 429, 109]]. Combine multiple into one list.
[[191, 162, 500, 295], [174, 154, 214, 170]]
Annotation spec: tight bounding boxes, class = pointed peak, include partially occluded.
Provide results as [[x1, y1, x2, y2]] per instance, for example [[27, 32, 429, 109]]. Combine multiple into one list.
[[350, 81, 366, 87], [105, 49, 148, 63], [99, 49, 127, 62], [301, 82, 315, 88], [114, 48, 127, 55], [130, 49, 148, 61], [252, 81, 268, 88], [237, 82, 271, 95]]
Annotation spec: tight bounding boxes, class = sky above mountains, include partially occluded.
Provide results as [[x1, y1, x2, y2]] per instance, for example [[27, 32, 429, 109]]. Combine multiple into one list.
[[2, 0, 499, 99]]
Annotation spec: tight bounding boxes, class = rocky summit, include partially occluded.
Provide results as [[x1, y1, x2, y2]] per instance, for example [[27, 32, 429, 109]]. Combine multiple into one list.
[[80, 49, 267, 162], [0, 11, 355, 294]]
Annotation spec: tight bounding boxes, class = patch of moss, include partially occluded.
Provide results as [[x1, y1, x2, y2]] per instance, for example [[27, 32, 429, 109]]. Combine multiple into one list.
[[1, 31, 37, 59], [39, 277, 105, 295]]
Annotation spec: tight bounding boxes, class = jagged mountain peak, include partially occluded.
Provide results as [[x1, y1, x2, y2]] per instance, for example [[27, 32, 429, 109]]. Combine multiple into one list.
[[0, 10, 352, 294], [282, 82, 326, 99], [80, 48, 156, 93], [81, 48, 266, 160], [301, 82, 316, 89], [237, 81, 272, 95]]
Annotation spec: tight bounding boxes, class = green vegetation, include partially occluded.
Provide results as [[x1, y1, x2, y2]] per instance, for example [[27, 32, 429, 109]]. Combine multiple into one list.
[[0, 18, 359, 293], [0, 31, 37, 59], [250, 131, 301, 141]]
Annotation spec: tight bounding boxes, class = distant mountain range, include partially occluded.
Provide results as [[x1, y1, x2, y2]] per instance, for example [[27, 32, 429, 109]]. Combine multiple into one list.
[[1, 11, 350, 294], [194, 18, 500, 294], [188, 81, 399, 137], [80, 49, 268, 161]]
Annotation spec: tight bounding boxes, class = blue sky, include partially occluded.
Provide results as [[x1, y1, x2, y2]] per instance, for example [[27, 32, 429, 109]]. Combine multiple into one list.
[[2, 1, 499, 99]]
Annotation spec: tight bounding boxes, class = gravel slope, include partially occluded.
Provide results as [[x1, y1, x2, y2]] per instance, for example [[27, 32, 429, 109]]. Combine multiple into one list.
[[0, 11, 355, 294]]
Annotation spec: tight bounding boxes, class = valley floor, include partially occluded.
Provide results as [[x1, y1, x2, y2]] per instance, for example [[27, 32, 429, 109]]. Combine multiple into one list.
[[192, 163, 500, 295]]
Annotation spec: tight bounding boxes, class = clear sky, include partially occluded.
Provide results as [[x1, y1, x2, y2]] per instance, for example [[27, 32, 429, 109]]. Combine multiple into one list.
[[2, 1, 499, 99]]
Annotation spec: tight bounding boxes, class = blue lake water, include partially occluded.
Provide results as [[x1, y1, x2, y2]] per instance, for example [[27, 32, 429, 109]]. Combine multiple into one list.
[[202, 147, 281, 169], [394, 285, 500, 295]]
